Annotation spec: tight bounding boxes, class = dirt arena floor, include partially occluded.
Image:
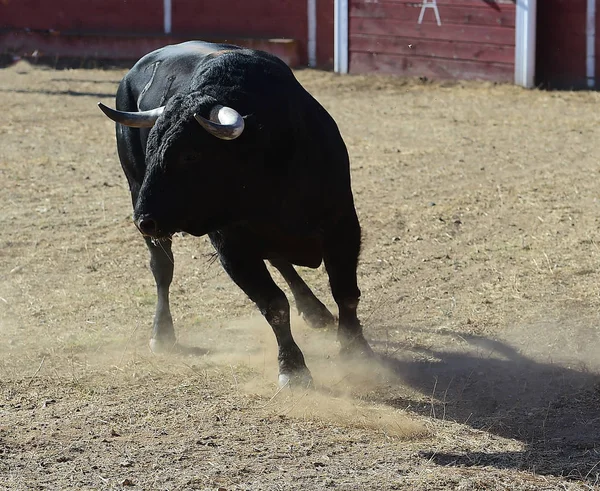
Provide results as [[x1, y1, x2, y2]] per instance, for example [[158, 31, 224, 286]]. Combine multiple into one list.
[[1, 60, 600, 490]]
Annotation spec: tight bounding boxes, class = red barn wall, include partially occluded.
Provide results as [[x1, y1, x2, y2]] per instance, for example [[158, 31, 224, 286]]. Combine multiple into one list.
[[0, 0, 163, 32], [536, 0, 587, 89], [0, 0, 335, 68], [171, 0, 308, 63], [317, 0, 335, 69], [3, 0, 599, 86], [349, 0, 516, 82]]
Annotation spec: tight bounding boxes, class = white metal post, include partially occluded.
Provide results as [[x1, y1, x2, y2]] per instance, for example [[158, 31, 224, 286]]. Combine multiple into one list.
[[334, 0, 348, 74], [587, 0, 596, 88], [308, 0, 317, 67], [515, 0, 537, 88], [164, 0, 172, 34]]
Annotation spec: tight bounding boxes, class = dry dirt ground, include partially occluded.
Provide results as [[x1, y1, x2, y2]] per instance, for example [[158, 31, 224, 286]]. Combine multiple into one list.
[[1, 60, 600, 490]]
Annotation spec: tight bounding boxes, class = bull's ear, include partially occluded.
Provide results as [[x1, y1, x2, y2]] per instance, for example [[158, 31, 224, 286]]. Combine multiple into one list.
[[98, 102, 165, 128], [194, 105, 245, 140]]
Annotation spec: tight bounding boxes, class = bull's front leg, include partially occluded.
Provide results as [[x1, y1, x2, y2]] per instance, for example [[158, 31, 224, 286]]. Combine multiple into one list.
[[145, 237, 176, 352], [217, 251, 312, 388]]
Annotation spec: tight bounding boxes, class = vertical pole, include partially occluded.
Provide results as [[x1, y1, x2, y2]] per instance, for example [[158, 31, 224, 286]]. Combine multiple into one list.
[[334, 0, 348, 73], [164, 0, 172, 34], [308, 0, 317, 67], [587, 0, 596, 88], [515, 0, 537, 88]]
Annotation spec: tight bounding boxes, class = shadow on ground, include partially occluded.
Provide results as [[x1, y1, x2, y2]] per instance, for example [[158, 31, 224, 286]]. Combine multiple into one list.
[[373, 332, 600, 484]]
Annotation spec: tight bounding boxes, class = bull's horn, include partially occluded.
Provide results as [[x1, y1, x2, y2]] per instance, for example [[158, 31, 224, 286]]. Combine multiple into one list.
[[97, 102, 165, 128], [194, 105, 244, 140]]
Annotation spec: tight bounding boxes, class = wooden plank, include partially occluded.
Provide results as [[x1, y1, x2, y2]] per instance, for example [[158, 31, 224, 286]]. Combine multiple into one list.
[[541, 55, 586, 73], [173, 14, 308, 36], [538, 50, 586, 75], [352, 0, 515, 6], [538, 33, 586, 53], [535, 0, 586, 13], [349, 51, 513, 82], [537, 35, 586, 72], [538, 12, 587, 36], [350, 2, 515, 28], [0, 31, 302, 67], [351, 18, 515, 45], [172, 0, 308, 65], [173, 0, 306, 38], [317, 0, 334, 67], [350, 34, 514, 64], [536, 0, 586, 87], [0, 0, 163, 32]]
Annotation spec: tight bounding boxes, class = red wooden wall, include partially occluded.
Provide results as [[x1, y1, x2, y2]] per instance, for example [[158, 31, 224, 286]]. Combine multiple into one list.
[[171, 0, 309, 62], [1, 0, 163, 32], [0, 0, 335, 68], [2, 0, 598, 87], [318, 0, 335, 68], [349, 0, 516, 82], [536, 0, 587, 88]]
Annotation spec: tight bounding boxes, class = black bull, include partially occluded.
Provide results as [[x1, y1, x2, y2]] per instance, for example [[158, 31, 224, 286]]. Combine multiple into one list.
[[98, 41, 373, 387]]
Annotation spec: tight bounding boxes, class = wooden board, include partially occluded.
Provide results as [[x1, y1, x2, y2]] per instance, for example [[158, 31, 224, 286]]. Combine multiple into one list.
[[172, 0, 333, 67], [0, 31, 301, 67], [350, 34, 514, 64], [350, 1, 515, 28], [352, 18, 514, 45], [172, 0, 306, 38], [0, 0, 163, 32], [0, 0, 335, 67], [535, 0, 587, 88], [349, 0, 516, 82], [350, 51, 514, 82], [317, 0, 335, 69]]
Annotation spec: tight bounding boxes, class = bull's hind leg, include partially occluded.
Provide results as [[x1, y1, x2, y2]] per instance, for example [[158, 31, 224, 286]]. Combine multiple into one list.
[[218, 253, 312, 388], [268, 259, 335, 329], [323, 212, 373, 357], [145, 237, 176, 352]]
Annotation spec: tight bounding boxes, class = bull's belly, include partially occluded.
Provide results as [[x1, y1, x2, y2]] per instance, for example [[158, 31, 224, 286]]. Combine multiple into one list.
[[264, 234, 323, 268], [209, 223, 325, 269]]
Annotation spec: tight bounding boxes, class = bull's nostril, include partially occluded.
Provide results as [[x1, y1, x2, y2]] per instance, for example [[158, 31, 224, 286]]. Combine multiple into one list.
[[137, 217, 158, 236]]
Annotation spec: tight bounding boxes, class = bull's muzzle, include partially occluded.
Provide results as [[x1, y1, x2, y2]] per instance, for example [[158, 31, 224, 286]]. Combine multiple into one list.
[[135, 215, 159, 237]]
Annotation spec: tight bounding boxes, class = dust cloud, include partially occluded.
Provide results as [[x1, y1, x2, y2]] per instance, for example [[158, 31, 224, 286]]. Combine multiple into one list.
[[156, 310, 600, 440], [180, 314, 428, 439]]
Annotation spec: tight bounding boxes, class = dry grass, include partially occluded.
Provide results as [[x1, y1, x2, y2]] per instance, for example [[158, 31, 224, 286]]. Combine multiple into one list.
[[1, 60, 600, 489]]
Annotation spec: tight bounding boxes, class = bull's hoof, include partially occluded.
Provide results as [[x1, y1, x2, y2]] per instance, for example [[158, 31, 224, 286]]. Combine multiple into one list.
[[340, 335, 375, 359], [149, 337, 177, 354], [301, 306, 336, 330], [278, 368, 314, 390]]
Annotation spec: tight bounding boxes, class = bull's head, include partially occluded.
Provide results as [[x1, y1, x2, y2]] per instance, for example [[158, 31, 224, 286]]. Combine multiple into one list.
[[97, 96, 268, 239], [97, 102, 245, 140]]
